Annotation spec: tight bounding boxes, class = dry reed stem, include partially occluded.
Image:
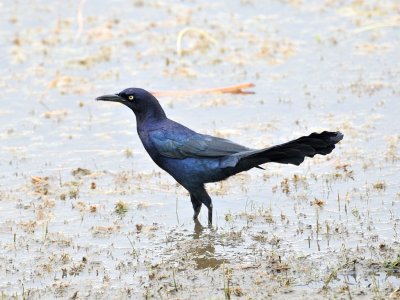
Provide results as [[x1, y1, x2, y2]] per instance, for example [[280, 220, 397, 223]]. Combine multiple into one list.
[[74, 0, 86, 42], [176, 27, 218, 56]]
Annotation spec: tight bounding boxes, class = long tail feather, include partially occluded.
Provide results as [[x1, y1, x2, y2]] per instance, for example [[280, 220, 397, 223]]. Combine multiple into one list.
[[223, 131, 343, 175], [252, 131, 343, 165]]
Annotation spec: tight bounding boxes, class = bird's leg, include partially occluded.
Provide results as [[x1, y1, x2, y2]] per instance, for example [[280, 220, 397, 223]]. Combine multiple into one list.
[[208, 205, 213, 226], [191, 187, 213, 225], [190, 194, 202, 220]]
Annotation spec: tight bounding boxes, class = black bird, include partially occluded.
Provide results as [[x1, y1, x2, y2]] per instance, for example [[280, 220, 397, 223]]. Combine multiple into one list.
[[97, 88, 343, 224]]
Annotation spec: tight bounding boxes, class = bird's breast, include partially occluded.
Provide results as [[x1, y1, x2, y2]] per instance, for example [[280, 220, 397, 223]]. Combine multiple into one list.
[[137, 129, 165, 164]]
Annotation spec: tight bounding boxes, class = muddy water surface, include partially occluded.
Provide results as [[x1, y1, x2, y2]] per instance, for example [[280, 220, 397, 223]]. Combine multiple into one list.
[[1, 0, 400, 299]]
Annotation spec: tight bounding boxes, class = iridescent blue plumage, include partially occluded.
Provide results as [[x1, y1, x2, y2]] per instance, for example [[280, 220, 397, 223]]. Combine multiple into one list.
[[97, 87, 343, 224]]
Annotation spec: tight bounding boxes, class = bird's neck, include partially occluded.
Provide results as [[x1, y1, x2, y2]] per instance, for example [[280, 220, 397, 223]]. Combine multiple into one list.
[[134, 105, 167, 127]]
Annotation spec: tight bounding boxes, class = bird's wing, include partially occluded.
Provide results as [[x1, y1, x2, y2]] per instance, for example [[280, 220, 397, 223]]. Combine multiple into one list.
[[148, 129, 251, 159]]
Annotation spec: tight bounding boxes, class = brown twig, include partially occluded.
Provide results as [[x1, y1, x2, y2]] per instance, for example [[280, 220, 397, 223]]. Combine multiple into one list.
[[152, 82, 255, 97]]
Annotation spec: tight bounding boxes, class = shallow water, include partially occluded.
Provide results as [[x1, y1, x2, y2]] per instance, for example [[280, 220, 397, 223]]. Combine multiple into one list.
[[1, 0, 400, 298]]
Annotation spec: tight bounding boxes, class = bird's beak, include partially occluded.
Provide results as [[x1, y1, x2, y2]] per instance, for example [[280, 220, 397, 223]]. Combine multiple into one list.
[[95, 94, 124, 102]]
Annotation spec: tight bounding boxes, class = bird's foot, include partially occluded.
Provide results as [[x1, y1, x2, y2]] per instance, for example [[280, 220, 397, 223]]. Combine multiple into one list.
[[193, 218, 204, 237]]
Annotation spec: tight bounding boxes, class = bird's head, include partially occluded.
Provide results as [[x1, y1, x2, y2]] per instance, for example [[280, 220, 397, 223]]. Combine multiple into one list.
[[96, 87, 166, 121]]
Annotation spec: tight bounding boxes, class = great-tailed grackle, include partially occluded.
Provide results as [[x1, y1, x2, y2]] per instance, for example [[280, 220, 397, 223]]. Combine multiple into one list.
[[97, 88, 343, 224]]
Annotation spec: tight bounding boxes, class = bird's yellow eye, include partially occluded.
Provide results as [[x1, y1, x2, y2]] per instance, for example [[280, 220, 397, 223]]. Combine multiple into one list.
[[128, 95, 134, 100]]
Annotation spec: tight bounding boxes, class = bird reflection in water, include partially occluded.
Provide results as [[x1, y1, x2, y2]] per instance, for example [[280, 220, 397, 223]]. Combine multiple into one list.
[[189, 219, 228, 270]]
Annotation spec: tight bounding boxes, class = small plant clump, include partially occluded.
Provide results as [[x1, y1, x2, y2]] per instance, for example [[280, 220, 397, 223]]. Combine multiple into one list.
[[115, 200, 129, 216]]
